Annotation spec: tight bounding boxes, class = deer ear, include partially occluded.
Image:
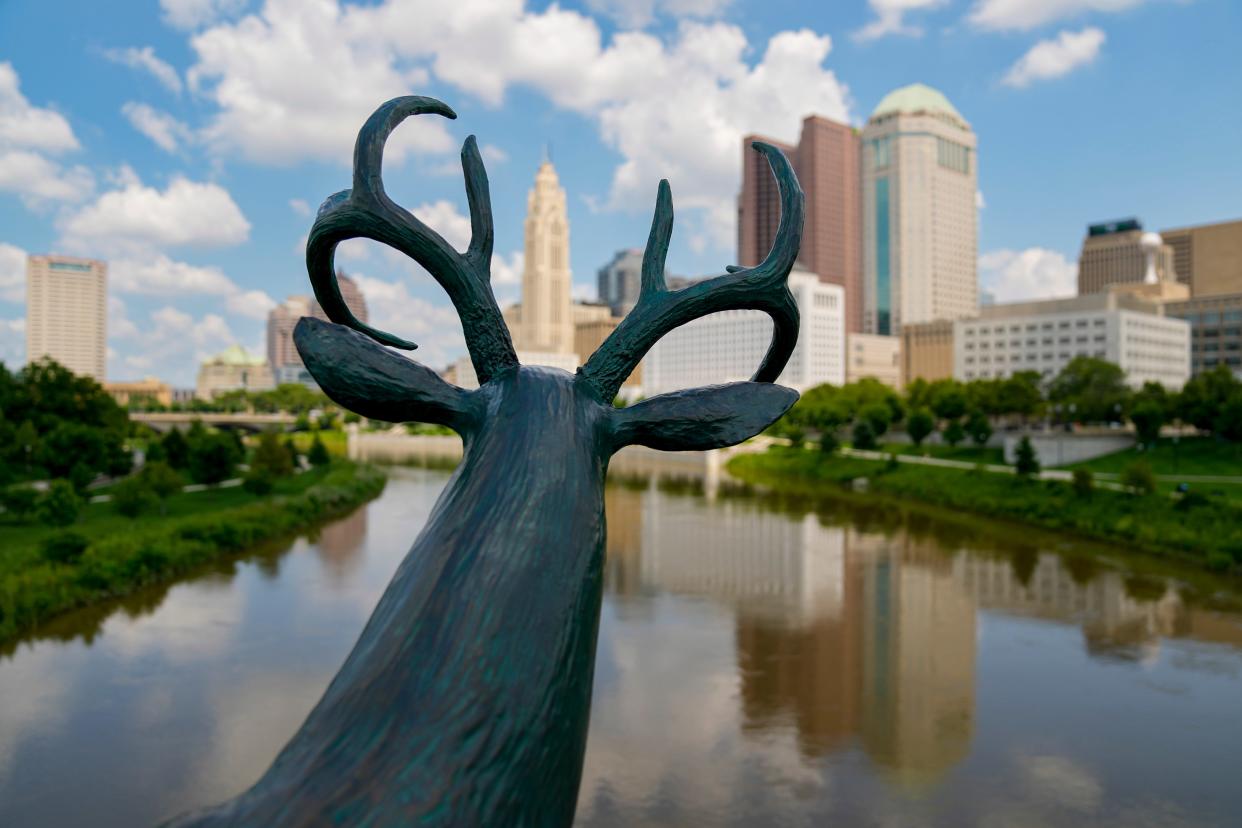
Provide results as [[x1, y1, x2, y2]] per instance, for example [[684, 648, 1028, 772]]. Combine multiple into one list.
[[610, 382, 797, 453], [294, 317, 477, 433]]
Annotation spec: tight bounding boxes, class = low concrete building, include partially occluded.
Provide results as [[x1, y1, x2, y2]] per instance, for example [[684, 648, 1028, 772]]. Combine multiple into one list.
[[901, 319, 955, 384], [196, 345, 275, 400], [1165, 293, 1242, 377], [846, 333, 901, 389], [105, 377, 172, 407], [644, 268, 845, 396], [954, 291, 1190, 389]]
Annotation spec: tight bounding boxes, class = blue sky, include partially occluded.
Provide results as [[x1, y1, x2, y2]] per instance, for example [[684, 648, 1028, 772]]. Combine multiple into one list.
[[1, 0, 1239, 386]]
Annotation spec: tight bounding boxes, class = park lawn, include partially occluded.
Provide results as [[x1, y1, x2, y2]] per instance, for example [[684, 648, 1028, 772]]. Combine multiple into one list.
[[728, 447, 1242, 574], [0, 465, 337, 573], [1063, 436, 1242, 477], [290, 429, 348, 457], [881, 442, 1006, 465]]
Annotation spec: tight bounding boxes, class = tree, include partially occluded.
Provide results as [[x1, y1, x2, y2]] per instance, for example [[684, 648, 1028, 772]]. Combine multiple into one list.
[[188, 433, 241, 485], [1177, 365, 1241, 431], [161, 428, 191, 470], [1072, 468, 1094, 497], [818, 430, 838, 454], [1013, 436, 1040, 478], [906, 408, 934, 447], [140, 461, 184, 514], [1128, 400, 1165, 446], [1215, 392, 1242, 442], [39, 479, 83, 526], [1121, 460, 1156, 495], [852, 420, 877, 451], [252, 431, 295, 477], [284, 437, 301, 468], [928, 379, 968, 422], [860, 402, 893, 440], [0, 484, 40, 523], [1048, 357, 1129, 424], [966, 410, 993, 447], [999, 372, 1045, 422], [943, 419, 965, 448], [112, 475, 158, 518]]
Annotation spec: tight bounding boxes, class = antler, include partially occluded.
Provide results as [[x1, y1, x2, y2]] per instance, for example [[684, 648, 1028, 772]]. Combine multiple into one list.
[[578, 142, 803, 402], [306, 96, 518, 385]]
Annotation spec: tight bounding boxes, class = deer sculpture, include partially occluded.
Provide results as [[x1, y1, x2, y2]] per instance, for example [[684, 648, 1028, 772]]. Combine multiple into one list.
[[170, 95, 803, 827]]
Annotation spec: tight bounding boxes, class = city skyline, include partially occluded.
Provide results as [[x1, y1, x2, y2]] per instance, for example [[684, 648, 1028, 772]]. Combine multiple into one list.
[[1, 0, 1240, 385]]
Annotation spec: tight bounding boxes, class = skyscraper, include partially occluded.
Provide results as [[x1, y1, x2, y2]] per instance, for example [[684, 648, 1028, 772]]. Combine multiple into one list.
[[1077, 218, 1176, 294], [1159, 218, 1242, 297], [739, 115, 863, 333], [862, 84, 978, 335], [597, 249, 643, 317], [25, 254, 107, 380], [515, 159, 574, 354], [266, 271, 368, 369]]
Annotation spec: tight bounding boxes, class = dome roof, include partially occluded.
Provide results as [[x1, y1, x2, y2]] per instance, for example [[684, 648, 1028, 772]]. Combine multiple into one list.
[[212, 344, 265, 366], [870, 83, 966, 126]]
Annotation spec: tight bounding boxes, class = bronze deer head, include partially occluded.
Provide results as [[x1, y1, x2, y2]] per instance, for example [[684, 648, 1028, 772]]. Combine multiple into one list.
[[170, 95, 803, 828]]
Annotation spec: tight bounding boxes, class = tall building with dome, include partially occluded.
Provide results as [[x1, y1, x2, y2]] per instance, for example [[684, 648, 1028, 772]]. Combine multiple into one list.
[[196, 344, 274, 400], [862, 84, 978, 335]]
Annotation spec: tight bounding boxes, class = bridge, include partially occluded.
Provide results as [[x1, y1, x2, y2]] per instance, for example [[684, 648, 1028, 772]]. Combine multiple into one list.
[[130, 411, 299, 433]]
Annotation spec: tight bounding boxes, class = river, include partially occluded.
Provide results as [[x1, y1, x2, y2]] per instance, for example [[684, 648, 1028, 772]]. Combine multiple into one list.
[[2, 467, 1241, 826]]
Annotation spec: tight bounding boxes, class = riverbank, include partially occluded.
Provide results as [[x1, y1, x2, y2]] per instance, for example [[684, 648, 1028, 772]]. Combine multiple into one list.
[[0, 461, 387, 644], [728, 448, 1242, 574]]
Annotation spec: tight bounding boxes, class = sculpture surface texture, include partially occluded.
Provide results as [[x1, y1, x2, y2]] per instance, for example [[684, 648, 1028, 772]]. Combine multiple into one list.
[[169, 95, 804, 827]]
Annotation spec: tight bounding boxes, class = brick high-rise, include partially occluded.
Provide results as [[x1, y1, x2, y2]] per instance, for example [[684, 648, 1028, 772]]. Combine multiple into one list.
[[738, 115, 862, 333]]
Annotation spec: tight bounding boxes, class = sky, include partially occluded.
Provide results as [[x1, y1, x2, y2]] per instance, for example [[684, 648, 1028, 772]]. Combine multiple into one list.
[[1, 0, 1239, 386]]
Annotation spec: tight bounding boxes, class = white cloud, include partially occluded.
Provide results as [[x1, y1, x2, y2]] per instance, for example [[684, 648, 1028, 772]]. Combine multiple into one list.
[[104, 46, 183, 94], [0, 241, 26, 302], [113, 304, 241, 383], [109, 253, 274, 319], [0, 316, 25, 368], [969, 0, 1146, 32], [979, 247, 1078, 303], [586, 0, 732, 28], [288, 197, 311, 216], [412, 199, 473, 250], [121, 102, 194, 152], [161, 0, 248, 30], [1002, 27, 1105, 88], [0, 61, 79, 153], [492, 250, 522, 286], [350, 273, 466, 369], [109, 295, 140, 340], [183, 3, 851, 255], [60, 174, 250, 253], [480, 144, 508, 164], [855, 0, 947, 41], [0, 150, 94, 204]]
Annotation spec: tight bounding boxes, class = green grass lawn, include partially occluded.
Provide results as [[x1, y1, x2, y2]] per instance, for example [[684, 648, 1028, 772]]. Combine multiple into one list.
[[0, 465, 335, 571], [881, 442, 1006, 465], [289, 429, 348, 457], [1064, 436, 1242, 477]]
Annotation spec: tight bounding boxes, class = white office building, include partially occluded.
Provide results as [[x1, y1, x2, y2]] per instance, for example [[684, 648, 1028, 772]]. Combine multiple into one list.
[[25, 254, 107, 380], [643, 268, 845, 396], [954, 292, 1190, 389]]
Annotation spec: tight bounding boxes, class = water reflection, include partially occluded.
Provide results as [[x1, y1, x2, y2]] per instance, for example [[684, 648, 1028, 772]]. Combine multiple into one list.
[[1, 468, 1241, 827]]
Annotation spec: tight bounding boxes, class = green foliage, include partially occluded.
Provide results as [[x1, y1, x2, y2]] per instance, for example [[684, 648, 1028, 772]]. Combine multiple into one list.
[[1014, 436, 1040, 478], [1048, 356, 1128, 424], [242, 469, 274, 495], [1121, 460, 1156, 496], [161, 428, 191, 470], [818, 430, 839, 454], [783, 424, 806, 448], [852, 420, 877, 451], [928, 379, 968, 421], [344, 411, 362, 423], [906, 408, 934, 447], [1, 484, 40, 523], [40, 531, 89, 565], [965, 410, 993, 447], [39, 480, 82, 526], [1072, 468, 1094, 497], [141, 461, 184, 503], [1217, 393, 1242, 442], [295, 413, 312, 432], [284, 437, 300, 468], [1128, 400, 1165, 446], [943, 420, 965, 448], [859, 402, 892, 439], [188, 432, 241, 485], [252, 431, 295, 477], [112, 476, 158, 518], [1177, 365, 1240, 432], [308, 434, 332, 466]]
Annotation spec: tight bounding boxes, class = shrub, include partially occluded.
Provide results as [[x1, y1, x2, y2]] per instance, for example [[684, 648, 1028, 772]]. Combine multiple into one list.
[[284, 437, 300, 468], [1174, 490, 1210, 512], [1014, 436, 1040, 478], [906, 408, 934, 447], [1072, 468, 1093, 497], [253, 431, 295, 477], [852, 420, 877, 451], [859, 403, 892, 439], [161, 428, 190, 470], [943, 420, 965, 448], [308, 434, 332, 466], [112, 476, 158, 518], [1121, 460, 1156, 496], [188, 433, 241, 485], [818, 430, 839, 454], [1, 484, 40, 523], [39, 480, 82, 526], [966, 410, 993, 447], [140, 461, 184, 514], [41, 531, 90, 564], [783, 425, 806, 449], [242, 469, 274, 495]]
